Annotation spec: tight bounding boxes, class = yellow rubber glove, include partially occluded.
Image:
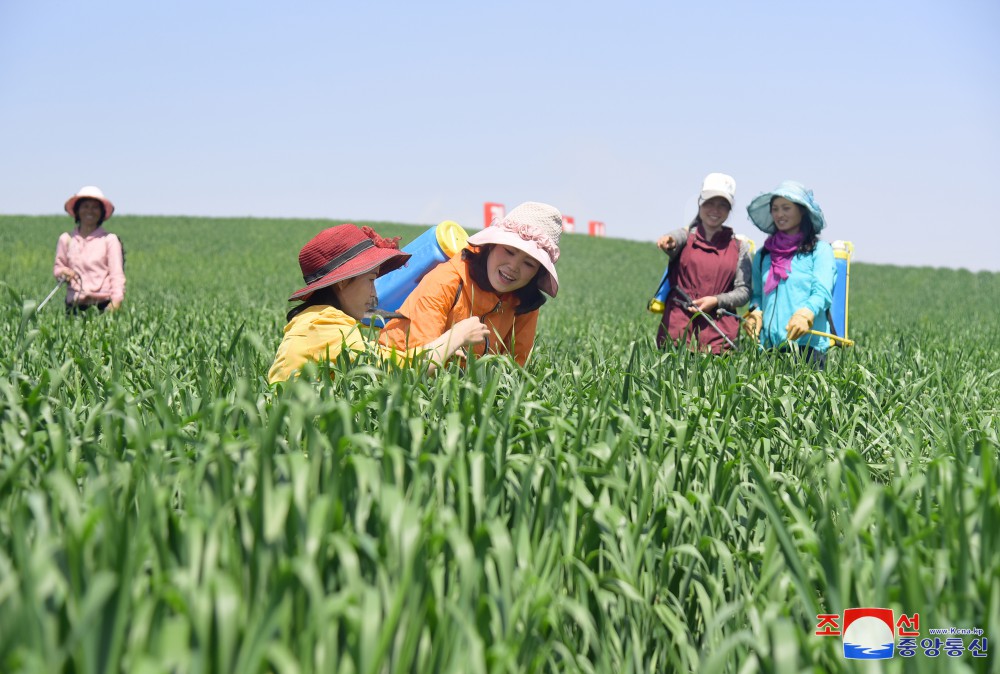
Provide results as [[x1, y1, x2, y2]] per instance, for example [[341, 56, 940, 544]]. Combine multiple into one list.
[[743, 309, 763, 339], [785, 308, 815, 341]]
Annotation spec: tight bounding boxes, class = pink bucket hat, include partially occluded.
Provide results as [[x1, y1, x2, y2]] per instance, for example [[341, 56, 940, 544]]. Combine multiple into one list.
[[467, 201, 563, 296], [65, 186, 115, 221]]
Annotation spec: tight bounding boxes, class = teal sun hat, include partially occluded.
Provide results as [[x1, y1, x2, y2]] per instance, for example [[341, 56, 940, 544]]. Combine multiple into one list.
[[746, 180, 826, 235]]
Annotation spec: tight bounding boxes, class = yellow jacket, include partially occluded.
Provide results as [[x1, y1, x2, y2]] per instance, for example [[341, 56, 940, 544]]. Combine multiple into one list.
[[268, 305, 412, 384]]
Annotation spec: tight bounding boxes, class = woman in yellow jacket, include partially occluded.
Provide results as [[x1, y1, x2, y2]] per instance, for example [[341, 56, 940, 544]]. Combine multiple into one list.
[[269, 224, 489, 383], [378, 202, 563, 366]]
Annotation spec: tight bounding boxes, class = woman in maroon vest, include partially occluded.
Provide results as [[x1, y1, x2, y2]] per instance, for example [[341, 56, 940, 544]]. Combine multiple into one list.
[[655, 173, 752, 354]]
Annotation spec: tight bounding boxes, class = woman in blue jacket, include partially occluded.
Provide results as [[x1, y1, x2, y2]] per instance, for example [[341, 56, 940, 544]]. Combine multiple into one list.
[[744, 181, 835, 367]]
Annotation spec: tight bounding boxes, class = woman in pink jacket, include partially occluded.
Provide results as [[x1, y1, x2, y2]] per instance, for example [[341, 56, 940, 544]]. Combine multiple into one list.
[[53, 186, 126, 314]]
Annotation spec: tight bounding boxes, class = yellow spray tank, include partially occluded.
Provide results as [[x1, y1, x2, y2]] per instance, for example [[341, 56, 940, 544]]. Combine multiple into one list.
[[736, 234, 757, 264]]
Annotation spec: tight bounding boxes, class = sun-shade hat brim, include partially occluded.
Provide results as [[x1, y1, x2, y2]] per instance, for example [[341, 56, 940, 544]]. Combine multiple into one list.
[[466, 229, 560, 296], [747, 180, 827, 234], [289, 225, 411, 302], [466, 201, 563, 297], [65, 186, 115, 221]]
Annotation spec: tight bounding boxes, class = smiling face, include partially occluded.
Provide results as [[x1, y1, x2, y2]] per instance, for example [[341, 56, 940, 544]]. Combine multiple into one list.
[[75, 198, 104, 233], [770, 197, 804, 235], [698, 197, 732, 230], [334, 269, 379, 321], [486, 245, 540, 293]]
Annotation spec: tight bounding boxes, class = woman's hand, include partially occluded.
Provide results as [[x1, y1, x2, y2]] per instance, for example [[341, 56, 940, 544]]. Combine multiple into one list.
[[743, 309, 763, 339], [657, 235, 676, 253], [785, 308, 815, 340], [452, 317, 490, 345], [109, 300, 122, 312], [691, 296, 719, 314], [422, 317, 492, 370], [61, 269, 78, 283]]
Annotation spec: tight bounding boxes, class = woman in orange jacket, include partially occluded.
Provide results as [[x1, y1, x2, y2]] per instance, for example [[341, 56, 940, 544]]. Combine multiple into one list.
[[379, 202, 563, 366]]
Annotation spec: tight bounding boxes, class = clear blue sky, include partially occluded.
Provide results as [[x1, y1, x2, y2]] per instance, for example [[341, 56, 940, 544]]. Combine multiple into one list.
[[2, 0, 998, 271]]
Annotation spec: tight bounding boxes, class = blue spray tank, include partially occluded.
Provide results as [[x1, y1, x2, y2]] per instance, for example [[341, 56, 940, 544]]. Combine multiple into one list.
[[364, 220, 469, 326], [829, 240, 853, 343], [647, 267, 671, 313]]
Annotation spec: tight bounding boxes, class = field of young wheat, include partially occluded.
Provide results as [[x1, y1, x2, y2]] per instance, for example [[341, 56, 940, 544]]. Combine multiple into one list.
[[1, 214, 997, 673]]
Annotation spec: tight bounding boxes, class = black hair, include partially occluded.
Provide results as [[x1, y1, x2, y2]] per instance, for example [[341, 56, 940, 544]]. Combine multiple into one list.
[[286, 285, 342, 322], [73, 198, 107, 226], [463, 245, 547, 315], [769, 196, 818, 255]]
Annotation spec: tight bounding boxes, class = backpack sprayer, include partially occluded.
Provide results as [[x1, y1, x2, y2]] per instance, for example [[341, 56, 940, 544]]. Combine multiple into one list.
[[809, 241, 854, 347], [363, 220, 470, 327], [808, 240, 854, 347], [647, 268, 671, 313]]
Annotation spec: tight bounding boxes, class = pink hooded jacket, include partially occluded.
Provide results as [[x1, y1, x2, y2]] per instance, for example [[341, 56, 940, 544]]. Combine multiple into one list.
[[53, 227, 126, 305]]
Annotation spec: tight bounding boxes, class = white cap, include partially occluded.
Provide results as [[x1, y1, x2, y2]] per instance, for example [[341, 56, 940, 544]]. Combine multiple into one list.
[[699, 173, 736, 207]]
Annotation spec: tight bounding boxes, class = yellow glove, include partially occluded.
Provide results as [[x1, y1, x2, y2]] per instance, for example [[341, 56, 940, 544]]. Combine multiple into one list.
[[785, 308, 815, 341], [742, 309, 763, 339]]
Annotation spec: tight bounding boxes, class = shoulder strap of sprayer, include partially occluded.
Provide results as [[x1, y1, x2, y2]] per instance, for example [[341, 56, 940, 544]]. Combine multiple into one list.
[[761, 247, 839, 337], [654, 269, 670, 297], [110, 233, 126, 270], [451, 280, 464, 313], [664, 226, 695, 290]]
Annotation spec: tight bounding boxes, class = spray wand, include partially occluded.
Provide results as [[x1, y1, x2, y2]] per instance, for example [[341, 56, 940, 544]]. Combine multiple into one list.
[[35, 279, 67, 315], [672, 286, 738, 351]]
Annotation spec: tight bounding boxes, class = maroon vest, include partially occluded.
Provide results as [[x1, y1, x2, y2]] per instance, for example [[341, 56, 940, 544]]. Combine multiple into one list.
[[657, 225, 740, 354]]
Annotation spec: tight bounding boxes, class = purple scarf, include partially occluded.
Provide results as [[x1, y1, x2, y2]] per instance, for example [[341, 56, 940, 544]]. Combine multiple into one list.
[[762, 231, 803, 295]]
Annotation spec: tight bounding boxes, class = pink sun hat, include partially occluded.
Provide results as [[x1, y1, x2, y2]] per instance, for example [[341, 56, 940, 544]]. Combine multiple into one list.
[[64, 186, 115, 221], [467, 201, 563, 297]]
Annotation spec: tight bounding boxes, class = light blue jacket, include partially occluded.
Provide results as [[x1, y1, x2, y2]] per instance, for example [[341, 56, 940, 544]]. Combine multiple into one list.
[[751, 241, 836, 352]]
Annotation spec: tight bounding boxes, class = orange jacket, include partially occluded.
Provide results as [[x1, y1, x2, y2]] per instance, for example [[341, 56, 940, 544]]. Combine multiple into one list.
[[378, 251, 539, 365]]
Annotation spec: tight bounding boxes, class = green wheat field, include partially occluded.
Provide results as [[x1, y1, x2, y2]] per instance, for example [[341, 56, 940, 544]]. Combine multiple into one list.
[[1, 214, 998, 673]]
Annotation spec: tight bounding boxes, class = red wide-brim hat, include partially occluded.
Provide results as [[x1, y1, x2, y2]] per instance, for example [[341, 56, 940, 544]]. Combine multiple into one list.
[[289, 224, 411, 301]]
